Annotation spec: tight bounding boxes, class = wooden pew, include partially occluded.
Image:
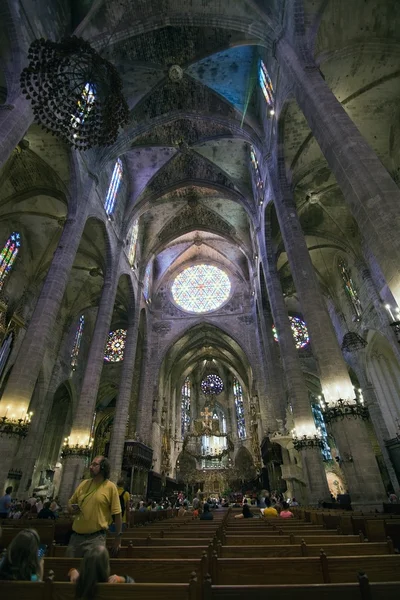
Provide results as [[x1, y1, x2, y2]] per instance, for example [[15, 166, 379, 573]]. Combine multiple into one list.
[[118, 537, 216, 547], [210, 553, 400, 585], [223, 528, 337, 536], [53, 543, 211, 560], [203, 578, 400, 600], [0, 523, 55, 553], [0, 519, 73, 546], [44, 556, 206, 599], [0, 579, 197, 600], [219, 540, 394, 558], [223, 534, 362, 545]]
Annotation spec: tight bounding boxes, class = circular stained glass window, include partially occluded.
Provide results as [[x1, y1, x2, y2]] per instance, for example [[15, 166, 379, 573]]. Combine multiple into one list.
[[201, 374, 224, 395], [273, 316, 309, 349], [104, 329, 126, 362], [171, 264, 231, 313]]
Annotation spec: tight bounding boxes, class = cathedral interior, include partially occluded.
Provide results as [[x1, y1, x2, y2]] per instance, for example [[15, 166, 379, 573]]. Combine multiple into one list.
[[1, 0, 400, 509]]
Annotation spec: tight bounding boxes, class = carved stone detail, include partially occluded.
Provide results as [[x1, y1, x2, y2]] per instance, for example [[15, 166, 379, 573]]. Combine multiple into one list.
[[159, 202, 235, 242], [152, 321, 172, 336]]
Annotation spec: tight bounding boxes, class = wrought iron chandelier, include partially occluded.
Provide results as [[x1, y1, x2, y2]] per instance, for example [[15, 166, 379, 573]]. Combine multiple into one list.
[[341, 331, 368, 352], [323, 398, 369, 425], [20, 36, 129, 150], [292, 434, 324, 452]]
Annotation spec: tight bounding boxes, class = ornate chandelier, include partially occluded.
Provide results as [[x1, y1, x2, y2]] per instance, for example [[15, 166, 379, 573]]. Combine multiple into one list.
[[341, 331, 367, 352], [20, 36, 129, 150]]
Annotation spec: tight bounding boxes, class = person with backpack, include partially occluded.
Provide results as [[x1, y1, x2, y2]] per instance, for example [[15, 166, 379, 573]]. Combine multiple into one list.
[[115, 479, 130, 531]]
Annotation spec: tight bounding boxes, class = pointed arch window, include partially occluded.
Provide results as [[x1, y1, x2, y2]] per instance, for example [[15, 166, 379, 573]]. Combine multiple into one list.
[[143, 262, 152, 301], [104, 158, 123, 216], [250, 146, 264, 199], [259, 60, 274, 109], [71, 83, 96, 139], [181, 376, 191, 437], [70, 315, 85, 370], [338, 258, 362, 319], [127, 220, 139, 266], [311, 395, 332, 461], [0, 232, 20, 290], [233, 378, 247, 439]]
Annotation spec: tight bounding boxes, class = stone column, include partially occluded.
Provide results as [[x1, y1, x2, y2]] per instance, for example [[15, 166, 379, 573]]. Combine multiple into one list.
[[0, 97, 33, 170], [259, 248, 330, 503], [108, 296, 141, 483], [58, 264, 120, 505], [355, 259, 400, 362], [254, 276, 286, 423], [351, 360, 400, 495], [276, 38, 400, 303], [272, 169, 386, 507], [0, 187, 92, 491]]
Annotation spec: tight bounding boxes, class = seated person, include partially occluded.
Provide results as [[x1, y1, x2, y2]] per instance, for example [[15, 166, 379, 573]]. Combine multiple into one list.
[[262, 498, 278, 518], [38, 501, 56, 520], [177, 500, 188, 518], [199, 502, 214, 520], [0, 528, 43, 581], [279, 501, 294, 518], [69, 545, 134, 595], [235, 503, 254, 519]]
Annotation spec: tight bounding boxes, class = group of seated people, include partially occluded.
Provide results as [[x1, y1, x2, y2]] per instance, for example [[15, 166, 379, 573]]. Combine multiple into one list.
[[177, 499, 215, 520], [235, 498, 294, 519], [0, 526, 134, 595], [1, 488, 60, 520]]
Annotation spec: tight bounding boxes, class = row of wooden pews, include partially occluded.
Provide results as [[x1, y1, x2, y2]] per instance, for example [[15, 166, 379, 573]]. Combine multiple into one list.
[[203, 508, 400, 599], [0, 511, 226, 600], [2, 507, 400, 599], [293, 506, 400, 549]]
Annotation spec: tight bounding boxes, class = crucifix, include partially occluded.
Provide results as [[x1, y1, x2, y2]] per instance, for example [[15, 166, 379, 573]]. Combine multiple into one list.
[[201, 406, 213, 427]]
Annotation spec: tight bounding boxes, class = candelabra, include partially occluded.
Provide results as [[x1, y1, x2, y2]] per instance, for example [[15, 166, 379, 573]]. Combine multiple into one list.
[[292, 434, 324, 452], [61, 437, 93, 458], [322, 398, 369, 425], [0, 412, 32, 438]]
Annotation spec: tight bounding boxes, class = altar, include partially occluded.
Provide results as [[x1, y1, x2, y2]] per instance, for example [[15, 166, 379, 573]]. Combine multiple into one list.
[[179, 404, 233, 472]]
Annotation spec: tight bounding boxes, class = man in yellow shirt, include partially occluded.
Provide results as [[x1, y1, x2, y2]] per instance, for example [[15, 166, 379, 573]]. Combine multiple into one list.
[[66, 456, 122, 558]]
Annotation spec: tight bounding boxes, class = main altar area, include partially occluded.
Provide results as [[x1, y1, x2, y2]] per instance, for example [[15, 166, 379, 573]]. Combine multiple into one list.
[[175, 370, 254, 497]]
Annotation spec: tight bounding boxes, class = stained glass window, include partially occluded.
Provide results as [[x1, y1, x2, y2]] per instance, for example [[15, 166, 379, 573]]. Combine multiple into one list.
[[338, 258, 362, 319], [201, 374, 224, 396], [104, 158, 123, 216], [259, 60, 274, 109], [71, 83, 96, 140], [311, 397, 332, 461], [70, 315, 84, 370], [273, 316, 310, 349], [233, 378, 247, 439], [181, 376, 191, 437], [104, 329, 126, 362], [250, 146, 264, 199], [0, 232, 20, 290], [143, 262, 152, 300], [172, 265, 231, 313], [127, 220, 139, 266]]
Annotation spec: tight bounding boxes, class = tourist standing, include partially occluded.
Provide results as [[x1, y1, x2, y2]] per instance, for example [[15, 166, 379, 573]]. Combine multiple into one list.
[[66, 456, 122, 558], [0, 486, 13, 519]]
